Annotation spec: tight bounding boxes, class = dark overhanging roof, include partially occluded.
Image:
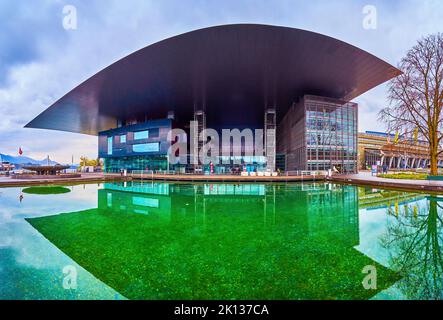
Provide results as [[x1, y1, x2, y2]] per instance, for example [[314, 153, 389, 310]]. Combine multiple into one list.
[[25, 24, 401, 136]]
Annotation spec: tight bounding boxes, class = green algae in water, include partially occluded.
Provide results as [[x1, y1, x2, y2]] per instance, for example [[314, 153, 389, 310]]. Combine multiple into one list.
[[22, 186, 71, 195], [27, 182, 400, 300]]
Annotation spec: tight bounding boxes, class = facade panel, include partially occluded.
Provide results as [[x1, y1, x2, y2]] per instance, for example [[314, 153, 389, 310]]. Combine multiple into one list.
[[277, 95, 358, 173], [98, 119, 172, 172]]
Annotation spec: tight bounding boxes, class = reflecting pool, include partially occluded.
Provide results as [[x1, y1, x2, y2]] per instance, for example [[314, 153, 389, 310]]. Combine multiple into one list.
[[0, 181, 442, 300]]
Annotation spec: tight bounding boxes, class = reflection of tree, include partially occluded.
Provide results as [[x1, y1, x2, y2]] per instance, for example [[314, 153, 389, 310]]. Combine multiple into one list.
[[382, 199, 443, 299]]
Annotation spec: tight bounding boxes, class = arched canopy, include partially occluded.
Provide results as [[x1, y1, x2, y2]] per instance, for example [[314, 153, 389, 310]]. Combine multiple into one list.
[[26, 24, 401, 135]]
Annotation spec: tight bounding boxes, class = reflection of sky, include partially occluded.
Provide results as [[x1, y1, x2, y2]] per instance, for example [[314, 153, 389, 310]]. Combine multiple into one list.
[[0, 184, 122, 300], [356, 198, 429, 266], [356, 207, 392, 266], [356, 198, 429, 300], [356, 207, 402, 299], [0, 182, 437, 300]]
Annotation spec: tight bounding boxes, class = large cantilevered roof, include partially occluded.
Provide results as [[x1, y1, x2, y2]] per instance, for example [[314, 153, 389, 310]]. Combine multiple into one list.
[[26, 24, 401, 135]]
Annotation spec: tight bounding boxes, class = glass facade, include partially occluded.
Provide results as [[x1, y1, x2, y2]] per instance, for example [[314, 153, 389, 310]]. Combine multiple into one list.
[[99, 119, 172, 173], [363, 150, 381, 169], [133, 143, 160, 153], [107, 137, 113, 155], [99, 98, 358, 174], [305, 97, 357, 173], [104, 156, 168, 173], [209, 155, 267, 174], [134, 130, 149, 140], [277, 95, 358, 173]]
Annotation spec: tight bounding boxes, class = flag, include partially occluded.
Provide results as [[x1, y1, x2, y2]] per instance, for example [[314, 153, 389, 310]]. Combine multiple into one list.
[[394, 131, 399, 144], [18, 147, 23, 156], [413, 127, 419, 144]]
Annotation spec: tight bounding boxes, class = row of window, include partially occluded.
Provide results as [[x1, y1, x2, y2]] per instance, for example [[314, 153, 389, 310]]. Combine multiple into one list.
[[132, 143, 160, 153], [107, 139, 160, 155], [304, 101, 358, 173], [117, 130, 149, 143], [107, 130, 156, 155], [104, 156, 168, 172]]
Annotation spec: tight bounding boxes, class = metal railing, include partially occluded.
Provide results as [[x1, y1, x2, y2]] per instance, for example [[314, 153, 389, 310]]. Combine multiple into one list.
[[131, 170, 155, 180], [285, 170, 328, 177], [106, 168, 330, 178]]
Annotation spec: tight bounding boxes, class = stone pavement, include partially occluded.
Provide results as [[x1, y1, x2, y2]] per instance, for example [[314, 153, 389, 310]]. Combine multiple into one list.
[[330, 171, 443, 193]]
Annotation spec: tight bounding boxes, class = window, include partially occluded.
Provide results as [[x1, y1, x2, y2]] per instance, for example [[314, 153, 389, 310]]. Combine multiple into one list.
[[132, 197, 159, 208], [134, 130, 149, 140], [107, 137, 113, 155], [133, 143, 160, 153], [107, 192, 112, 207], [120, 134, 126, 143]]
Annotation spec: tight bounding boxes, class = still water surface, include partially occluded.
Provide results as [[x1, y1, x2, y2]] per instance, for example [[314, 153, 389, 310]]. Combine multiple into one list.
[[0, 181, 441, 300]]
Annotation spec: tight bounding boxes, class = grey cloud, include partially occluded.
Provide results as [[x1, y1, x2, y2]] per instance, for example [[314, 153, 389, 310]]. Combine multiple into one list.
[[0, 0, 442, 163]]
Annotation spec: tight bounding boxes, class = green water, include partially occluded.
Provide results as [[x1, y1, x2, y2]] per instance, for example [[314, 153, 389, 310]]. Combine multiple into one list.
[[1, 181, 442, 299]]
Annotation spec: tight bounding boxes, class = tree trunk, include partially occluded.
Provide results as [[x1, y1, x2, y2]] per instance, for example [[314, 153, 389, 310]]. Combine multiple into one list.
[[430, 146, 439, 176]]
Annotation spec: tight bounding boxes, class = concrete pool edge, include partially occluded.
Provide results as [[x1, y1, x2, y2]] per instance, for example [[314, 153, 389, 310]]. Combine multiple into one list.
[[3, 172, 443, 193], [329, 175, 443, 194], [0, 173, 325, 187], [129, 173, 325, 183]]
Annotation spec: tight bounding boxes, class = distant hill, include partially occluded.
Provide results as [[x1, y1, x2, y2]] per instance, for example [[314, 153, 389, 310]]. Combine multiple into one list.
[[0, 153, 59, 166]]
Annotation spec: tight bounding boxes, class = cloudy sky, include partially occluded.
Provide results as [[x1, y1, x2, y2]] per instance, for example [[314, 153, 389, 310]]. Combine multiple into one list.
[[0, 0, 442, 163]]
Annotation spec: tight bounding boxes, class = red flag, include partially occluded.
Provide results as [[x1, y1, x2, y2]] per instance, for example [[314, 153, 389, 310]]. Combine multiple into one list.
[[19, 147, 23, 156]]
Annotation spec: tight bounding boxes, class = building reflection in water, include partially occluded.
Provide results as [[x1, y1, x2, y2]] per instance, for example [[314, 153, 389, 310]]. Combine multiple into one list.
[[381, 196, 443, 300], [28, 181, 403, 299], [359, 187, 443, 300], [98, 181, 359, 246]]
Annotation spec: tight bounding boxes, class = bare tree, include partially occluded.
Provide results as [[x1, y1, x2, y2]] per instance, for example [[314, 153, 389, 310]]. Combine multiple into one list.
[[379, 33, 443, 175]]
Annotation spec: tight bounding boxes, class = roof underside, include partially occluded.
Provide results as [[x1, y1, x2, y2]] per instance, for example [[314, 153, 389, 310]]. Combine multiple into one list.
[[26, 24, 401, 135]]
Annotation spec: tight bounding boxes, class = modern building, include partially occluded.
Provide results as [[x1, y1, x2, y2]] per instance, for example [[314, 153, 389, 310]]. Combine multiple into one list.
[[98, 119, 173, 172], [26, 24, 400, 174], [0, 162, 15, 172], [277, 96, 358, 173], [358, 131, 443, 170]]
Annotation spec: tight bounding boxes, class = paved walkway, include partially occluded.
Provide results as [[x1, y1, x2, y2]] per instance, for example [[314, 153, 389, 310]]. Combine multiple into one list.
[[330, 171, 443, 193]]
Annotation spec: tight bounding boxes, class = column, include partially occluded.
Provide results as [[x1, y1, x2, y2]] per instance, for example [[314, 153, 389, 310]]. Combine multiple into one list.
[[389, 157, 394, 169], [265, 108, 276, 172], [192, 110, 206, 170]]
